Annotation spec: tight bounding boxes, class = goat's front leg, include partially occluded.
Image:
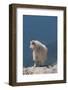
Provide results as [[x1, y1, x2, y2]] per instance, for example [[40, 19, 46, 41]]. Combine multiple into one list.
[[33, 61, 37, 67]]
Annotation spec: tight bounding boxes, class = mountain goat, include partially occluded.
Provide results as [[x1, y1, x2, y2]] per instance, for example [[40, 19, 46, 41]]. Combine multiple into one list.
[[30, 40, 48, 67]]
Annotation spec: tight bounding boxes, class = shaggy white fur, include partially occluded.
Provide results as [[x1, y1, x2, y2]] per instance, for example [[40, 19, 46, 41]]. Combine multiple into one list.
[[30, 40, 48, 66]]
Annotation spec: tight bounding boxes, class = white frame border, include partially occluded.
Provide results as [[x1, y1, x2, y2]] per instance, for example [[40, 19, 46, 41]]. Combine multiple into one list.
[[16, 8, 64, 82]]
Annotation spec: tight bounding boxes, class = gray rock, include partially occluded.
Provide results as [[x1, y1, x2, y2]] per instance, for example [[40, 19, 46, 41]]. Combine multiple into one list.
[[23, 64, 57, 75]]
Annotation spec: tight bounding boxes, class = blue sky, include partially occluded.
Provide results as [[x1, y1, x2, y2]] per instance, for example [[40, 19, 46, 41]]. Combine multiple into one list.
[[23, 15, 57, 67]]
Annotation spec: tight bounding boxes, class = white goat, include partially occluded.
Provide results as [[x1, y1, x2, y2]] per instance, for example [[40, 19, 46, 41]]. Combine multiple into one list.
[[30, 40, 48, 67]]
